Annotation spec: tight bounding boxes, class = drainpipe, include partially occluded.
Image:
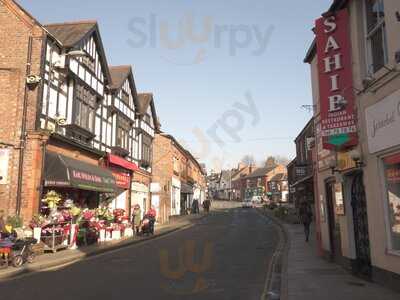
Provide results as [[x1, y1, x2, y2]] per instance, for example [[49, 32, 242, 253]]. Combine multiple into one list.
[[16, 36, 33, 216]]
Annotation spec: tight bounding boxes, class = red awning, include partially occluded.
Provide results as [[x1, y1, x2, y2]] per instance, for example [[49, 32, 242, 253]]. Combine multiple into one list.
[[107, 154, 139, 172]]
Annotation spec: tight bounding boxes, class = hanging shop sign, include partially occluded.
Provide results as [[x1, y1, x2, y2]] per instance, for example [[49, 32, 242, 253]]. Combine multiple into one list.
[[0, 149, 10, 184], [315, 9, 358, 150]]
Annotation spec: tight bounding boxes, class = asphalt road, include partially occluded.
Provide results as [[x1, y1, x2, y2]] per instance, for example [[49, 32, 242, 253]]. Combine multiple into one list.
[[0, 207, 280, 300]]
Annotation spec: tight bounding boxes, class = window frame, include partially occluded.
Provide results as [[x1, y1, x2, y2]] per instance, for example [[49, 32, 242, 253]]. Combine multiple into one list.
[[73, 82, 96, 132], [363, 0, 388, 75], [380, 152, 400, 256]]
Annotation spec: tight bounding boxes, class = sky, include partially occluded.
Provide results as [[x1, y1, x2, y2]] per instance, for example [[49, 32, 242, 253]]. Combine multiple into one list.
[[18, 0, 332, 171]]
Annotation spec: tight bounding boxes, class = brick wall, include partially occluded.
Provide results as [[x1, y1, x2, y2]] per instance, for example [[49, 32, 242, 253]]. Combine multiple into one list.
[[152, 134, 173, 223], [0, 0, 46, 221]]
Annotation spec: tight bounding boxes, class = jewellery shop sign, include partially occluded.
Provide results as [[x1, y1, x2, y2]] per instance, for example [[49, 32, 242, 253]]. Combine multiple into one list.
[[366, 89, 400, 154]]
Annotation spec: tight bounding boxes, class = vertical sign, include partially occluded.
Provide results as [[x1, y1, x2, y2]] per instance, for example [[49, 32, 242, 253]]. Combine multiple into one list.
[[315, 9, 358, 150], [0, 149, 10, 184]]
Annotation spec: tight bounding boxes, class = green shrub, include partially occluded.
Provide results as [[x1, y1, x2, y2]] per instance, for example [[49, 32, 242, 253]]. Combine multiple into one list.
[[6, 215, 23, 228]]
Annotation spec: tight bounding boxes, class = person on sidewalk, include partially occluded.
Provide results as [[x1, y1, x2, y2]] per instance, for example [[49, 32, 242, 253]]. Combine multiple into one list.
[[132, 205, 142, 235], [191, 199, 200, 214], [299, 200, 313, 242], [203, 199, 211, 213]]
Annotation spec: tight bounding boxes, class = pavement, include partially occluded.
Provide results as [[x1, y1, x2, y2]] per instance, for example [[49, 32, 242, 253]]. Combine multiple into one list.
[[0, 213, 204, 281], [0, 204, 281, 300], [281, 221, 400, 300]]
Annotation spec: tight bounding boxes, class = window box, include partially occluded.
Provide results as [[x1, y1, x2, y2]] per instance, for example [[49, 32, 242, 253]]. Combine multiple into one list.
[[64, 123, 95, 145], [111, 146, 129, 158]]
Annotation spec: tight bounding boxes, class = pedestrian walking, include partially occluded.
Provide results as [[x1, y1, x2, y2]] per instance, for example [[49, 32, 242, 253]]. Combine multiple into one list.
[[132, 205, 142, 235], [203, 199, 211, 213], [192, 199, 200, 214], [299, 200, 313, 242]]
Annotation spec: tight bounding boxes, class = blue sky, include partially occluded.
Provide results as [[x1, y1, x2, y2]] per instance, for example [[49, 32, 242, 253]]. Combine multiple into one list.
[[18, 0, 332, 171]]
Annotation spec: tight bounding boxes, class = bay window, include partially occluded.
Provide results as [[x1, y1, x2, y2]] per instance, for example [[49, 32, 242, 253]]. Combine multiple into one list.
[[74, 83, 96, 132], [383, 153, 400, 252], [141, 134, 152, 166], [116, 117, 130, 150], [364, 0, 388, 74]]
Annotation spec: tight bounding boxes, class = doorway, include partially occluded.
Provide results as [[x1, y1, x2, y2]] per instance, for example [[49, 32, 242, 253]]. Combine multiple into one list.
[[326, 180, 343, 263], [350, 172, 371, 278]]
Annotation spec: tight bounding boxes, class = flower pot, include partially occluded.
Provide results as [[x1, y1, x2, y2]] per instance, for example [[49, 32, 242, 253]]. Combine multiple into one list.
[[33, 227, 41, 244], [112, 230, 121, 240], [99, 229, 106, 242]]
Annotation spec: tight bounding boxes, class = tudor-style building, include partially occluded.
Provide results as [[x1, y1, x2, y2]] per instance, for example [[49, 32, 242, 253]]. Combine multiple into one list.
[[0, 0, 160, 222]]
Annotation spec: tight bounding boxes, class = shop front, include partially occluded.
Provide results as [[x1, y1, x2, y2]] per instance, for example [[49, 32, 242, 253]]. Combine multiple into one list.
[[39, 151, 135, 251], [180, 182, 193, 215], [105, 154, 138, 217], [363, 90, 400, 288], [171, 177, 181, 216], [131, 182, 149, 219]]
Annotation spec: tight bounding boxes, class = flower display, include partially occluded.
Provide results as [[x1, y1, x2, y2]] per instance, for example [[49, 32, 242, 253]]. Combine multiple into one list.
[[30, 214, 47, 228], [82, 209, 95, 221], [42, 190, 62, 209]]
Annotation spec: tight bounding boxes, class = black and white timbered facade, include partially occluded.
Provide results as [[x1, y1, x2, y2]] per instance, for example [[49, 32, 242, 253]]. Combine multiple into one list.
[[102, 66, 140, 164], [38, 21, 159, 169], [40, 21, 111, 149], [136, 93, 158, 171]]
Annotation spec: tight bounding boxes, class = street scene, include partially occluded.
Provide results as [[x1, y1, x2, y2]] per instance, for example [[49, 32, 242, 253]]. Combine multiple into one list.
[[1, 0, 400, 299]]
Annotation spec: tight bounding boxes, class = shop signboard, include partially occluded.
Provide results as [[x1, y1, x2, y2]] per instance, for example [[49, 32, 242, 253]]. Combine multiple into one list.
[[0, 149, 9, 184], [109, 168, 130, 189], [315, 9, 358, 150], [365, 89, 400, 154], [150, 182, 161, 193], [337, 151, 356, 171], [316, 118, 335, 171]]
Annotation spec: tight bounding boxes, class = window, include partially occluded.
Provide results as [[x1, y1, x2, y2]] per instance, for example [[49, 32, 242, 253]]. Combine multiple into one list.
[[74, 83, 96, 132], [117, 117, 130, 150], [383, 153, 400, 252], [364, 0, 388, 74], [141, 134, 152, 166], [257, 178, 262, 187], [121, 91, 129, 105]]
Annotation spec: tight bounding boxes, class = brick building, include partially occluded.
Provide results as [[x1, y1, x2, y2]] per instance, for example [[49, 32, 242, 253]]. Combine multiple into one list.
[[152, 133, 206, 223], [243, 164, 287, 200]]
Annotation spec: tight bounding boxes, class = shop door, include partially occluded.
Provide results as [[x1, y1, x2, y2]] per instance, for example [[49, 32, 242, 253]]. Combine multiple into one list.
[[351, 173, 371, 278], [326, 181, 343, 262]]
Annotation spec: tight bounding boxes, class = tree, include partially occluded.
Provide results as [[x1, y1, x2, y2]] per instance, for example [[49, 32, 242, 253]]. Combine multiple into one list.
[[265, 156, 277, 168], [265, 155, 290, 167], [241, 155, 255, 166]]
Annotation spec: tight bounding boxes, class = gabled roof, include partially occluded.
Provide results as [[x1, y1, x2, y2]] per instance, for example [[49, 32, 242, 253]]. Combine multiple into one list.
[[270, 173, 287, 182], [109, 65, 131, 90], [245, 166, 277, 179], [44, 20, 111, 84], [44, 20, 97, 47], [137, 93, 160, 131]]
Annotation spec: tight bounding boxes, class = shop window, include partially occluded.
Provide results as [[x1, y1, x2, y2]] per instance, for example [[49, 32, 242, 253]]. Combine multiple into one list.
[[383, 153, 400, 252], [364, 0, 388, 74]]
